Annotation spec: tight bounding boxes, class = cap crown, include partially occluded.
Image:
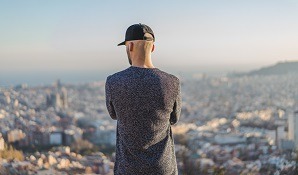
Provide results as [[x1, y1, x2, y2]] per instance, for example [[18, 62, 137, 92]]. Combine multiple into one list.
[[118, 23, 155, 46]]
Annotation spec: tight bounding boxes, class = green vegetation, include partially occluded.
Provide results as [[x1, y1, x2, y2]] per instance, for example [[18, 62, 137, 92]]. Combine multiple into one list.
[[70, 138, 94, 154], [70, 139, 115, 156]]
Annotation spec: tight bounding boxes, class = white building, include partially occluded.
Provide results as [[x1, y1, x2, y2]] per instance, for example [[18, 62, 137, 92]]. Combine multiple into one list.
[[214, 134, 246, 145]]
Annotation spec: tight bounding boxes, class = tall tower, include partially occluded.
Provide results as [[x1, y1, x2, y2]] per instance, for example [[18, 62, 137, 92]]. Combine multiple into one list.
[[288, 112, 294, 140], [294, 111, 298, 149], [46, 80, 68, 109], [61, 87, 68, 109], [54, 79, 62, 90], [288, 111, 298, 149]]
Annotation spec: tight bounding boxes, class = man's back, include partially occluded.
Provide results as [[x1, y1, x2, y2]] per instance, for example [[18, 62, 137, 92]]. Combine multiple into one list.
[[105, 66, 181, 175]]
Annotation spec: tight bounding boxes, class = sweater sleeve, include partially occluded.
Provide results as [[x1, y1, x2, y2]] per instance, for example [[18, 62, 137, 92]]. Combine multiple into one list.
[[105, 76, 117, 120], [170, 79, 182, 125]]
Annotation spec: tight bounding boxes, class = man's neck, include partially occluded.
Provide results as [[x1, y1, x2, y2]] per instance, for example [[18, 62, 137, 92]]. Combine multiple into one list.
[[131, 57, 155, 68], [131, 64, 155, 68]]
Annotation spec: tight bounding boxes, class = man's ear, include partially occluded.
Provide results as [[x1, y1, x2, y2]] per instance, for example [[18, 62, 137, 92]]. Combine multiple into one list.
[[129, 42, 134, 52], [151, 44, 155, 52]]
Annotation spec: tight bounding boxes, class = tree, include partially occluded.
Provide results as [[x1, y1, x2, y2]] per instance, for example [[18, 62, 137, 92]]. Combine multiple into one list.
[[0, 143, 24, 161], [70, 139, 94, 154]]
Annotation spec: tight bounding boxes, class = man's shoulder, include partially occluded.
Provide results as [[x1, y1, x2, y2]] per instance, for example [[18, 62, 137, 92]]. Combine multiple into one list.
[[157, 69, 180, 83], [106, 67, 180, 84], [106, 68, 130, 83]]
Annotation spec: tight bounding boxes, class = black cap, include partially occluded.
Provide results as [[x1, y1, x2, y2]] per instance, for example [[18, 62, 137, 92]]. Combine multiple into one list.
[[117, 23, 155, 46]]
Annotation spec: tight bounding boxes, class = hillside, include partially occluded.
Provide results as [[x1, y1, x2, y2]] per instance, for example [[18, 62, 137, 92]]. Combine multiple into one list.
[[233, 61, 298, 76]]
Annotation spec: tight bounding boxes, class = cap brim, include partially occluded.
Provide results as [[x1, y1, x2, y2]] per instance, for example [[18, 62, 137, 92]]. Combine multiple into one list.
[[117, 41, 125, 46]]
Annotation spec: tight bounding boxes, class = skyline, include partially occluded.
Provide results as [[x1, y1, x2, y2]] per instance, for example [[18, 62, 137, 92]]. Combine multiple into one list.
[[1, 0, 298, 77]]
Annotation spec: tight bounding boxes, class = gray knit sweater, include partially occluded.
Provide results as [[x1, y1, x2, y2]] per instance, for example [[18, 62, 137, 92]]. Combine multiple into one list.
[[105, 66, 182, 175]]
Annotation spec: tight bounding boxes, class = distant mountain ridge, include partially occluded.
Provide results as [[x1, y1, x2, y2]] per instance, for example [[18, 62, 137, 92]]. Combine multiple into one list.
[[233, 61, 298, 76]]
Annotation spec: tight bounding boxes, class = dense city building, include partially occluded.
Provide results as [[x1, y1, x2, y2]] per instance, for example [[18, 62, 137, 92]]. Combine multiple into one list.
[[0, 74, 298, 174]]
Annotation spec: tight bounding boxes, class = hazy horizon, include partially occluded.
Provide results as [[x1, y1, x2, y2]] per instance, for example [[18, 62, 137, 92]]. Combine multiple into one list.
[[0, 61, 292, 87]]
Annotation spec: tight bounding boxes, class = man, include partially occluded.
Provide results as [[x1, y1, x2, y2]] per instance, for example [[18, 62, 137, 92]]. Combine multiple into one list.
[[105, 23, 182, 175]]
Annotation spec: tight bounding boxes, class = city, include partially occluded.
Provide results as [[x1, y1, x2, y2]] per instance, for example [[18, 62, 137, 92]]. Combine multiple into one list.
[[1, 72, 297, 174], [1, 1, 298, 174]]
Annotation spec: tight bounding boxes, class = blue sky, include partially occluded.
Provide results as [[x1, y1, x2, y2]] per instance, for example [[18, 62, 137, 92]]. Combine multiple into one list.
[[1, 0, 298, 74]]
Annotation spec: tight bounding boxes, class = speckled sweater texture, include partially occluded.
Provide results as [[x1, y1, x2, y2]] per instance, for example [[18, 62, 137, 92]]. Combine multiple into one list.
[[105, 66, 182, 175]]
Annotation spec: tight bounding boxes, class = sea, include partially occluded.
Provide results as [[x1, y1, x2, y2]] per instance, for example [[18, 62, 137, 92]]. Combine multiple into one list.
[[0, 70, 111, 87]]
